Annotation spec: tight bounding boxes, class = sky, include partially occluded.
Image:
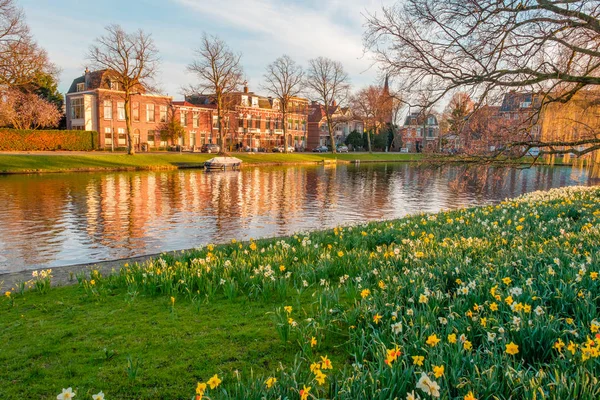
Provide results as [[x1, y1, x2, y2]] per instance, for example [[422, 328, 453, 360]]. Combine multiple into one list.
[[21, 0, 394, 100]]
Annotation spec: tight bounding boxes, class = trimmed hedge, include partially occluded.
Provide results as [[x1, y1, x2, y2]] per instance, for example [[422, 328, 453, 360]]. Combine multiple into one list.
[[0, 129, 99, 151]]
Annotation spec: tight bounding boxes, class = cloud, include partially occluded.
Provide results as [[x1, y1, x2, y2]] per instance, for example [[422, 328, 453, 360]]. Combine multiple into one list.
[[173, 0, 387, 90]]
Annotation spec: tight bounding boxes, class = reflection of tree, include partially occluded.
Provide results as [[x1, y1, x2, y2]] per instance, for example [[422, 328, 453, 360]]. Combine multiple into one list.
[[1, 164, 598, 272]]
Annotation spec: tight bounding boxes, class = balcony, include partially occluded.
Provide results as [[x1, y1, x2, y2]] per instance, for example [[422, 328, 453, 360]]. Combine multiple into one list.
[[274, 129, 283, 134]]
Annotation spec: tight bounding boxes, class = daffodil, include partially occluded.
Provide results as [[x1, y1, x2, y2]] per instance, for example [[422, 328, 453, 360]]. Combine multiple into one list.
[[505, 342, 519, 355], [299, 385, 311, 400], [57, 388, 76, 400], [207, 374, 221, 389], [265, 377, 277, 389], [426, 334, 441, 347]]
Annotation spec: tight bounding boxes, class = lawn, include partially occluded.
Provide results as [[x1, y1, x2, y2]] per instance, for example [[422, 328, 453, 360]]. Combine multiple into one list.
[[2, 186, 600, 399], [0, 152, 422, 173]]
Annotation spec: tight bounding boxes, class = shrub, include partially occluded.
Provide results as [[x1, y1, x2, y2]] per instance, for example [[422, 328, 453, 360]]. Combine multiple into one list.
[[0, 129, 99, 151]]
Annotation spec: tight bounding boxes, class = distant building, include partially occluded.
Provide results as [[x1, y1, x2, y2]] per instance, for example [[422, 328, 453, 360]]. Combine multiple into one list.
[[400, 112, 440, 152], [186, 85, 309, 150], [171, 101, 214, 150], [307, 102, 363, 149], [65, 69, 172, 150]]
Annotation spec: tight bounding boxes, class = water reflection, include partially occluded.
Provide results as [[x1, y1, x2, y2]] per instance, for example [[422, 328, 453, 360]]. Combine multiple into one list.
[[0, 164, 597, 272]]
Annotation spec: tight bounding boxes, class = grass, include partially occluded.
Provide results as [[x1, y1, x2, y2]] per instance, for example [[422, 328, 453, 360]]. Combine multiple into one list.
[[2, 185, 600, 399], [0, 152, 423, 173], [0, 284, 345, 399]]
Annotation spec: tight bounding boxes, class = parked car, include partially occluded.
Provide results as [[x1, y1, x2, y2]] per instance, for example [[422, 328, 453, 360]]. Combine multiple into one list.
[[312, 145, 329, 153], [273, 145, 295, 153], [336, 145, 349, 153], [201, 144, 220, 153]]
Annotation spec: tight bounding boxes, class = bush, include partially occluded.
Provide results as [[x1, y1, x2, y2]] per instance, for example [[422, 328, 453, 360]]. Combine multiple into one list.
[[0, 129, 99, 151]]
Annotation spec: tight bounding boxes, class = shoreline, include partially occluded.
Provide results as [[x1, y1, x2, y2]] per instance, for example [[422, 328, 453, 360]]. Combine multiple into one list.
[[0, 151, 574, 175], [0, 152, 424, 175]]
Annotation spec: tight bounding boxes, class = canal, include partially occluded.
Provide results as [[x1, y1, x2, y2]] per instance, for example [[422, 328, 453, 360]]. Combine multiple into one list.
[[0, 163, 597, 273]]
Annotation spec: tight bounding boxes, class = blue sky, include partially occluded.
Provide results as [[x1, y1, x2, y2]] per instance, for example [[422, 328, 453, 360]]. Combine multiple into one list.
[[21, 0, 393, 100]]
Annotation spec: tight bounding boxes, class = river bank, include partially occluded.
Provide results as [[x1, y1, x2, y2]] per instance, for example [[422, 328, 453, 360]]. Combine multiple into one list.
[[1, 186, 599, 398], [0, 152, 424, 174]]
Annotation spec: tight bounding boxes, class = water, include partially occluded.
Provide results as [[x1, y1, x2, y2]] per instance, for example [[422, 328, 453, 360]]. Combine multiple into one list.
[[0, 163, 597, 273]]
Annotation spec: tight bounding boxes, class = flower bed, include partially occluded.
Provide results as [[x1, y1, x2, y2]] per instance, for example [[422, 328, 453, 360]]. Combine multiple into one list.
[[3, 186, 600, 399]]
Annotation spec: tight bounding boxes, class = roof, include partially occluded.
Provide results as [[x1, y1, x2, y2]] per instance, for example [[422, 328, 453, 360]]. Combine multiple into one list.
[[403, 112, 438, 127], [67, 69, 108, 93], [499, 92, 540, 112], [172, 101, 215, 110]]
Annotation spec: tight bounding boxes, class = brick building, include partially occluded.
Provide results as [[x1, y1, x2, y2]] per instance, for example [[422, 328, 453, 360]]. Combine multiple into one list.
[[186, 85, 309, 151], [171, 101, 214, 150], [399, 112, 440, 152], [307, 103, 364, 150], [65, 69, 173, 150]]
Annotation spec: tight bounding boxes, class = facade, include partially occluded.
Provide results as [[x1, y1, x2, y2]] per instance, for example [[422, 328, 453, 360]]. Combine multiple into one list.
[[66, 72, 310, 151], [65, 69, 173, 150], [307, 103, 364, 149], [171, 101, 214, 150], [186, 86, 309, 151], [400, 112, 440, 152]]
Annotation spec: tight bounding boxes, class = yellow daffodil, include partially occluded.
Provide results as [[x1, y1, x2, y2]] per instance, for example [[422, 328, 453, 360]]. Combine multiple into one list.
[[207, 374, 222, 389], [505, 342, 519, 355]]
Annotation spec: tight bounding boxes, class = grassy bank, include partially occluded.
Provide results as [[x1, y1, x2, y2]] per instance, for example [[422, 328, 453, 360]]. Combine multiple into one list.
[[0, 152, 423, 174], [2, 186, 600, 399]]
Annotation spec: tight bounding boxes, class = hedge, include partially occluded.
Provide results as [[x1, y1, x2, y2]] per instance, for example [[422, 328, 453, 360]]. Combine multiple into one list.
[[0, 129, 99, 151]]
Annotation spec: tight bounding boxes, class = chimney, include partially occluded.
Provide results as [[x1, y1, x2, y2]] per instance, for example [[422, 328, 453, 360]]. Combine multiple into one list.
[[243, 85, 249, 94], [84, 67, 90, 90], [332, 100, 337, 107]]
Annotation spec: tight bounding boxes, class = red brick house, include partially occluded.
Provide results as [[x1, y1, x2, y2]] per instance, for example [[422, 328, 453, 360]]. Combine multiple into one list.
[[307, 102, 364, 150], [186, 85, 309, 151], [399, 112, 440, 152], [65, 69, 172, 150], [171, 101, 214, 150]]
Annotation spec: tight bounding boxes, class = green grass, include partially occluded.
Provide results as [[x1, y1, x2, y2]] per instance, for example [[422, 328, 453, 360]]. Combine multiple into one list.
[[0, 284, 345, 399], [3, 186, 600, 399], [0, 152, 423, 173]]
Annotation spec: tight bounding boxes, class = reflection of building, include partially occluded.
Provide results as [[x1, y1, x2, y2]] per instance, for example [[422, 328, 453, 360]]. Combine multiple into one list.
[[400, 112, 439, 152], [307, 102, 364, 149], [186, 84, 309, 150], [65, 69, 172, 150]]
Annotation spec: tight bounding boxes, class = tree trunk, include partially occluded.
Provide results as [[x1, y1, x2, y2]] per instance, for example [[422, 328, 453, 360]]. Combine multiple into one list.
[[282, 106, 288, 153], [217, 95, 225, 155], [327, 117, 336, 153], [124, 93, 134, 155], [368, 127, 374, 153]]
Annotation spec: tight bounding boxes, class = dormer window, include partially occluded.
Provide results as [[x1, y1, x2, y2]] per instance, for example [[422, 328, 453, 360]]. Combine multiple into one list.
[[251, 97, 259, 108], [76, 83, 85, 92], [241, 95, 249, 107], [110, 80, 119, 91], [272, 99, 280, 110]]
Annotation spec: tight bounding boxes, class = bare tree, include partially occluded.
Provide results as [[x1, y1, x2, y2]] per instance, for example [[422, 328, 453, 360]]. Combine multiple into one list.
[[364, 0, 600, 160], [305, 57, 350, 153], [351, 86, 381, 153], [262, 55, 304, 153], [443, 92, 475, 136], [0, 0, 55, 87], [187, 33, 244, 155], [88, 24, 159, 155]]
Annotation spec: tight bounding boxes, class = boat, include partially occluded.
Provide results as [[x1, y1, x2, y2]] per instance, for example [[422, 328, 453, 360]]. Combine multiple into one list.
[[204, 157, 243, 171]]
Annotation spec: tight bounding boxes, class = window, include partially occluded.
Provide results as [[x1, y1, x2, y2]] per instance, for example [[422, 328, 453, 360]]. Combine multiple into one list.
[[103, 100, 112, 120], [72, 125, 84, 130], [238, 115, 244, 128], [71, 98, 84, 119], [110, 80, 119, 91], [76, 82, 85, 92], [212, 115, 219, 129], [288, 119, 292, 130], [117, 102, 125, 120], [193, 113, 199, 128], [294, 120, 299, 130], [255, 116, 261, 131], [272, 99, 280, 110], [251, 97, 259, 108], [302, 121, 306, 132], [147, 104, 155, 122], [104, 127, 113, 145], [180, 110, 187, 126], [118, 128, 126, 145], [159, 105, 167, 122], [133, 102, 140, 122], [147, 130, 155, 146], [241, 95, 249, 107], [266, 116, 271, 131]]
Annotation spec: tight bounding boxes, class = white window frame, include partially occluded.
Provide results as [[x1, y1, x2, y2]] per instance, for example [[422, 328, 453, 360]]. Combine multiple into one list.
[[117, 102, 125, 120], [147, 104, 155, 122], [103, 100, 112, 120], [159, 105, 167, 123]]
